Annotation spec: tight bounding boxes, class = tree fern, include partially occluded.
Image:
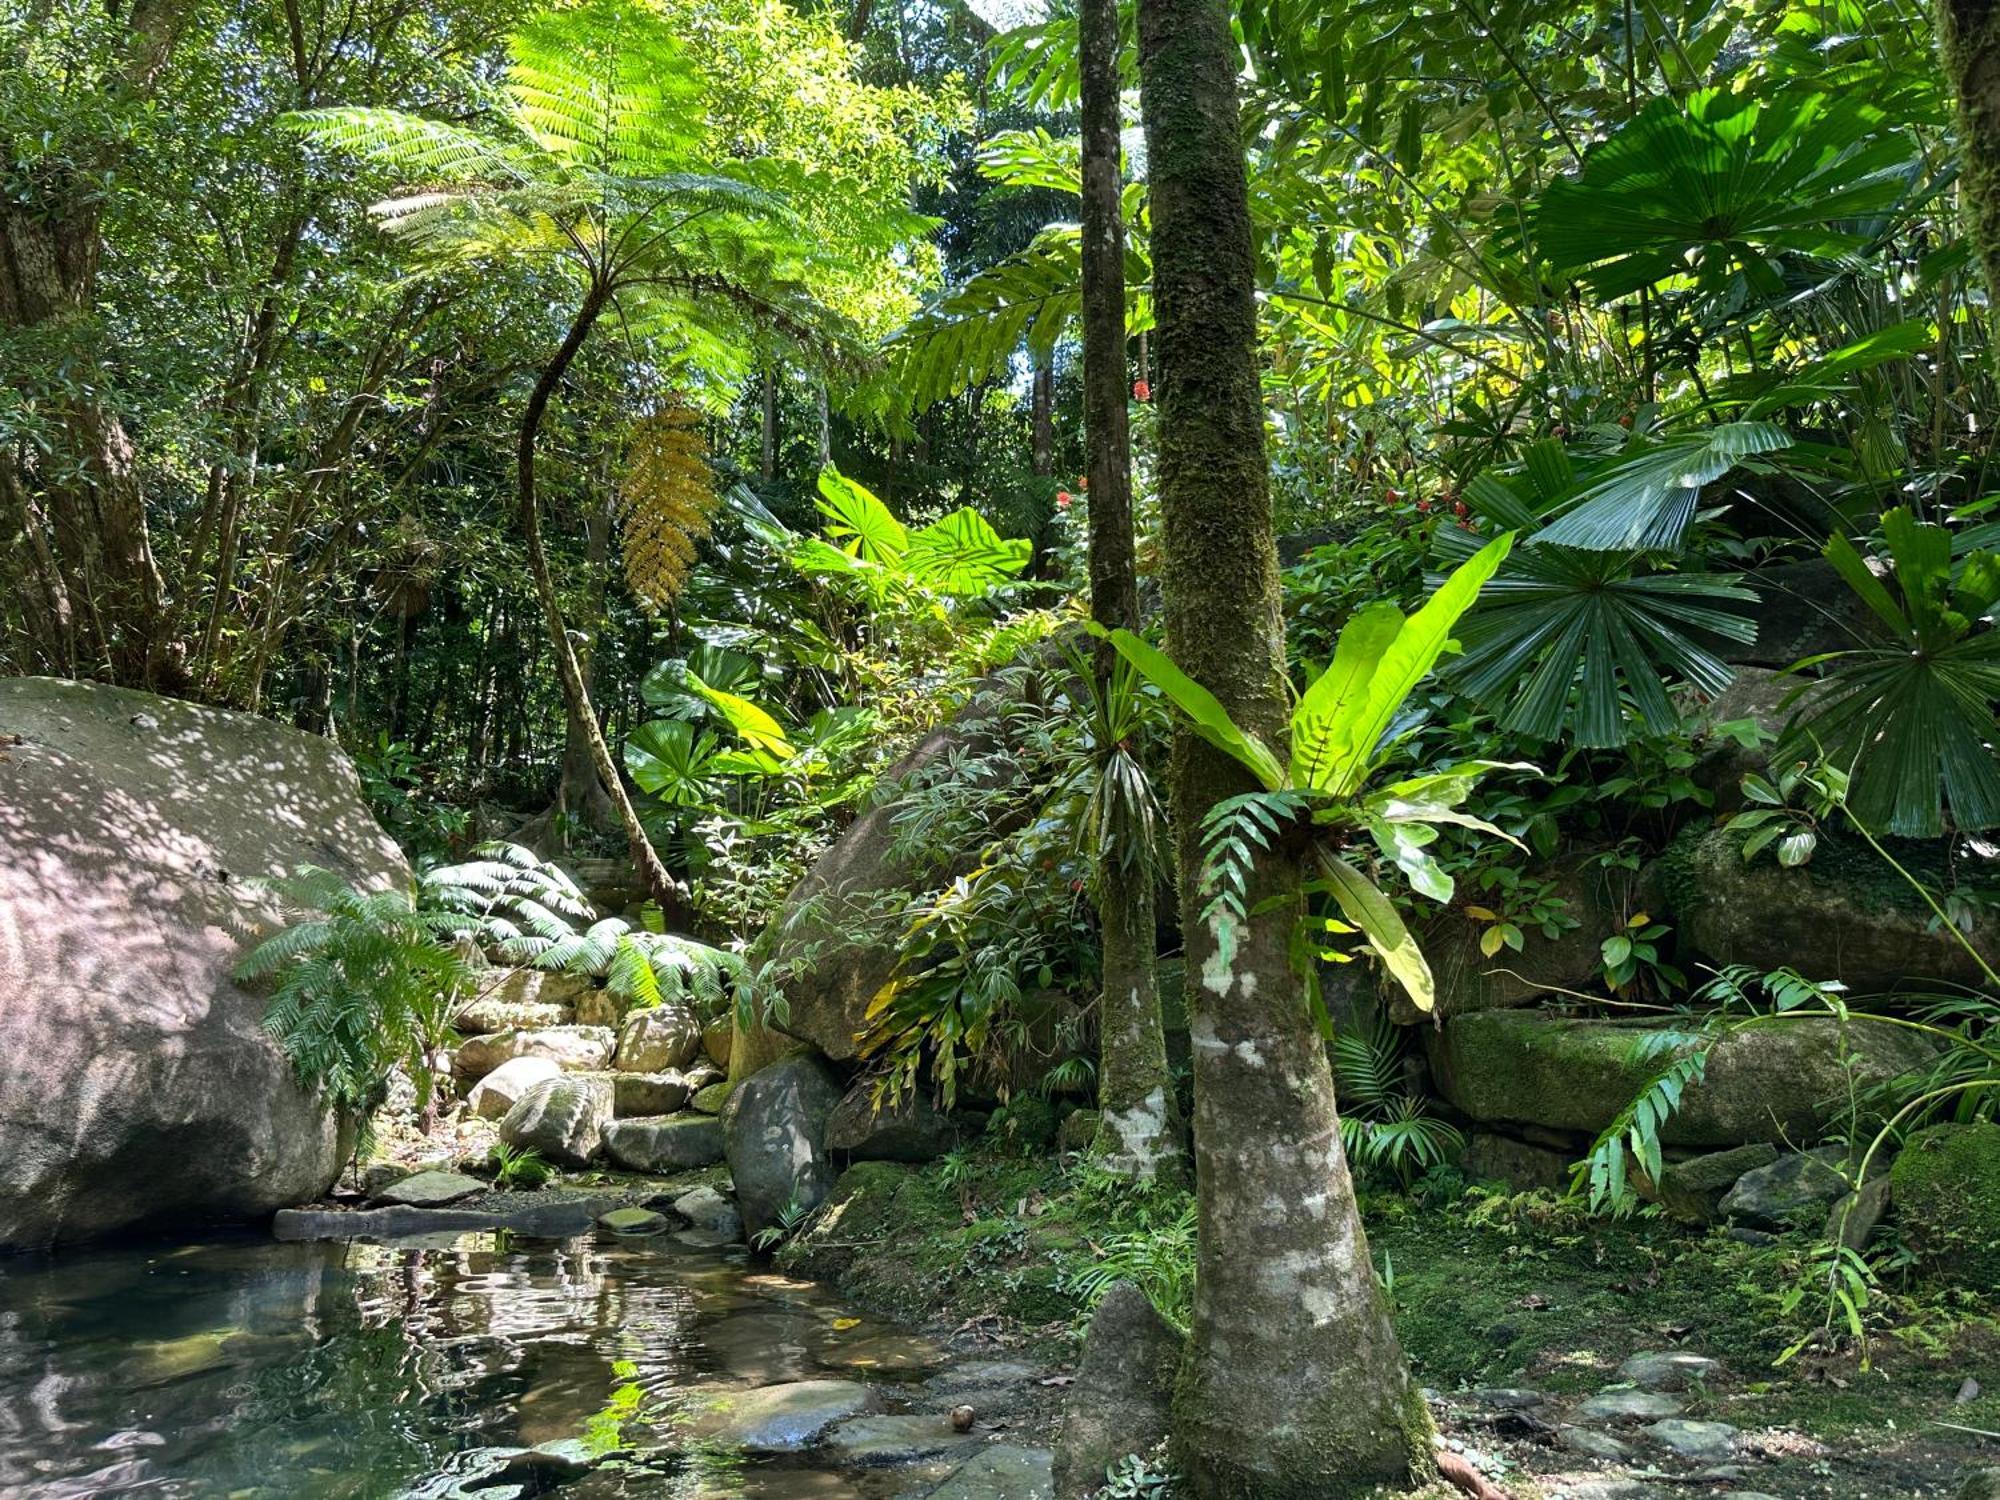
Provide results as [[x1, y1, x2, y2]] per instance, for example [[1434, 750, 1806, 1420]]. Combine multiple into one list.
[[616, 404, 719, 613]]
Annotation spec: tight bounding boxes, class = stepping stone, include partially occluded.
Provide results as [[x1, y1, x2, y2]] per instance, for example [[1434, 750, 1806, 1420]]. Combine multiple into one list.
[[604, 1114, 725, 1171], [1617, 1350, 1723, 1391], [1462, 1387, 1546, 1410], [596, 1206, 670, 1236], [821, 1413, 985, 1466], [691, 1379, 878, 1452], [1643, 1417, 1739, 1461], [1575, 1388, 1683, 1423], [676, 1184, 743, 1240], [929, 1444, 1054, 1499], [1558, 1424, 1632, 1461], [373, 1169, 485, 1207]]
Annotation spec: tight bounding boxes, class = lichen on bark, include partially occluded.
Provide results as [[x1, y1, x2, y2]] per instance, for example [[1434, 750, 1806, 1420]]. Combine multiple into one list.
[[1940, 0, 2000, 334], [1132, 0, 1431, 1483]]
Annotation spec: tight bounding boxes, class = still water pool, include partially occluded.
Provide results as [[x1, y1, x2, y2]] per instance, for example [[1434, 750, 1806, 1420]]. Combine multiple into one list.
[[0, 1229, 992, 1499]]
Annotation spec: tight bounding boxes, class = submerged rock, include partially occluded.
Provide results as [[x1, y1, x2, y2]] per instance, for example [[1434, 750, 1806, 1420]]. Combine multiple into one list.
[[596, 1206, 669, 1236], [823, 1413, 983, 1466], [499, 1077, 610, 1167], [1054, 1281, 1182, 1499], [0, 677, 398, 1250], [674, 1184, 743, 1241], [723, 1053, 844, 1240], [690, 1378, 878, 1451]]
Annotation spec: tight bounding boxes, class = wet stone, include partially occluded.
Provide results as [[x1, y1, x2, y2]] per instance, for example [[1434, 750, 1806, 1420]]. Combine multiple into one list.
[[596, 1207, 669, 1236], [821, 1412, 985, 1466], [691, 1379, 878, 1452], [1643, 1417, 1739, 1461], [1574, 1388, 1684, 1423], [927, 1444, 1054, 1500], [1616, 1350, 1723, 1391], [373, 1170, 486, 1208]]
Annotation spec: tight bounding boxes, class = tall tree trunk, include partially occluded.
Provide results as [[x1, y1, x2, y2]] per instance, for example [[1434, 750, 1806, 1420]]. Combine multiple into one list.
[[553, 497, 619, 839], [815, 382, 832, 469], [1135, 0, 1430, 1487], [1079, 0, 1182, 1183], [521, 285, 689, 920], [761, 365, 780, 481], [1030, 349, 1055, 476], [1941, 0, 2000, 336]]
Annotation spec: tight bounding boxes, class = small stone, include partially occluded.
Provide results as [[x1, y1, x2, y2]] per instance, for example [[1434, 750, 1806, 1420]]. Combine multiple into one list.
[[1559, 1425, 1632, 1461], [950, 1405, 975, 1432], [596, 1206, 669, 1236], [1825, 1173, 1892, 1251], [1574, 1389, 1684, 1423], [1616, 1350, 1722, 1391], [1958, 1376, 1983, 1404], [1642, 1417, 1738, 1461], [1720, 1149, 1850, 1229], [691, 1080, 734, 1115], [373, 1169, 486, 1207]]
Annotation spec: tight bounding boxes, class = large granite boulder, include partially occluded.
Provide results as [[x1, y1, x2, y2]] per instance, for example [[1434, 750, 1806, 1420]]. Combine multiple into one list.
[[1721, 557, 1880, 669], [755, 683, 1028, 1061], [0, 678, 403, 1250], [722, 1053, 844, 1239], [498, 1076, 611, 1167], [1658, 825, 1998, 993], [1428, 1010, 1937, 1148]]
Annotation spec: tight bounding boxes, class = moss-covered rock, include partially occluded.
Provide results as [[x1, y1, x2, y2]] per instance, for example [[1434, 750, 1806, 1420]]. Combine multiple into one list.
[[1427, 1010, 1936, 1147], [1659, 825, 1998, 993], [779, 1161, 933, 1283], [1890, 1122, 2000, 1291]]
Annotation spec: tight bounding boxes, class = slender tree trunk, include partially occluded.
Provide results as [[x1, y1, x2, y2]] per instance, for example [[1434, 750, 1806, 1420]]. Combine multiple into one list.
[[520, 284, 689, 920], [761, 365, 779, 481], [1135, 0, 1430, 1487], [1941, 0, 2000, 341], [553, 496, 619, 838], [815, 382, 832, 469], [1030, 349, 1055, 476], [1079, 0, 1182, 1183]]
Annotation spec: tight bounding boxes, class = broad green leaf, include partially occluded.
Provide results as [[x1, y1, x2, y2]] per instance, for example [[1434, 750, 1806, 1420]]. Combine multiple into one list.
[[1108, 629, 1286, 792], [904, 507, 1032, 595], [816, 467, 907, 563], [687, 671, 795, 760], [1291, 601, 1404, 793], [1320, 855, 1436, 1013]]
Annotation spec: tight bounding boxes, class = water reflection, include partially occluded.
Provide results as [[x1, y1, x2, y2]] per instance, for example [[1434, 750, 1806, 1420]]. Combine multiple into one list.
[[0, 1230, 945, 1498]]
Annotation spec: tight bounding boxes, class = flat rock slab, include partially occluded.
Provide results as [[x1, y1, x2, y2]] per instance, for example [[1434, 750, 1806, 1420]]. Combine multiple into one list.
[[929, 1444, 1054, 1500], [603, 1114, 725, 1171], [1617, 1350, 1723, 1391], [612, 1071, 692, 1118], [822, 1413, 985, 1466], [274, 1194, 623, 1242], [1643, 1417, 1738, 1461], [816, 1327, 948, 1376], [373, 1170, 487, 1207], [1574, 1388, 1684, 1423], [694, 1379, 878, 1452], [1559, 1424, 1632, 1461]]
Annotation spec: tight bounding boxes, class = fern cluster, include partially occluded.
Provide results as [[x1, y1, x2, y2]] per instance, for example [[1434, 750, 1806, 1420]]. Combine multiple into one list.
[[616, 405, 719, 612], [236, 868, 474, 1115], [1331, 1013, 1465, 1184]]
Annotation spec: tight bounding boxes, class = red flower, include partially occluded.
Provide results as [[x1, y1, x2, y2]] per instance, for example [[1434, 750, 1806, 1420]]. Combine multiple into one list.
[[1453, 499, 1469, 518], [1385, 487, 1402, 503], [1133, 379, 1151, 402], [1618, 413, 1634, 428], [1416, 499, 1432, 513], [1079, 476, 1089, 491], [1056, 490, 1072, 508]]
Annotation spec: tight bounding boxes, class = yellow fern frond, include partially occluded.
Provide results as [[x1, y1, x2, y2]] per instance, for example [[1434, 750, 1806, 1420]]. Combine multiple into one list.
[[616, 404, 717, 612]]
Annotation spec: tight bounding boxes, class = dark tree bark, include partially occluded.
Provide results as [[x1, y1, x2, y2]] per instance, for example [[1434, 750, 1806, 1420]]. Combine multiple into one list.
[[1941, 0, 2000, 332], [1134, 0, 1431, 1487], [761, 365, 780, 481], [520, 284, 689, 920], [1078, 0, 1182, 1182], [551, 497, 620, 838], [1030, 348, 1056, 476]]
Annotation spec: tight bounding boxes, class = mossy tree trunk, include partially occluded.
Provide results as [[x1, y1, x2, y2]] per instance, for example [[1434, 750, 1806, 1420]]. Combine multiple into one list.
[[1133, 0, 1432, 1488], [1079, 0, 1183, 1183], [1942, 0, 2000, 331]]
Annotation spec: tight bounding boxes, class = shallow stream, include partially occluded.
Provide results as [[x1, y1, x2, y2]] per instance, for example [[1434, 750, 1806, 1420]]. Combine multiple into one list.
[[0, 1228, 1003, 1499]]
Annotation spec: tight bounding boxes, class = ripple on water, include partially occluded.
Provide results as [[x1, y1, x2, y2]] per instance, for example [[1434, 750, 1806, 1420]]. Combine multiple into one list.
[[0, 1229, 956, 1498]]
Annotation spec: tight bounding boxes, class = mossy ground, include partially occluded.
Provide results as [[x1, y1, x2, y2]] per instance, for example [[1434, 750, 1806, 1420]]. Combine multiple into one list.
[[786, 1138, 2000, 1497]]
